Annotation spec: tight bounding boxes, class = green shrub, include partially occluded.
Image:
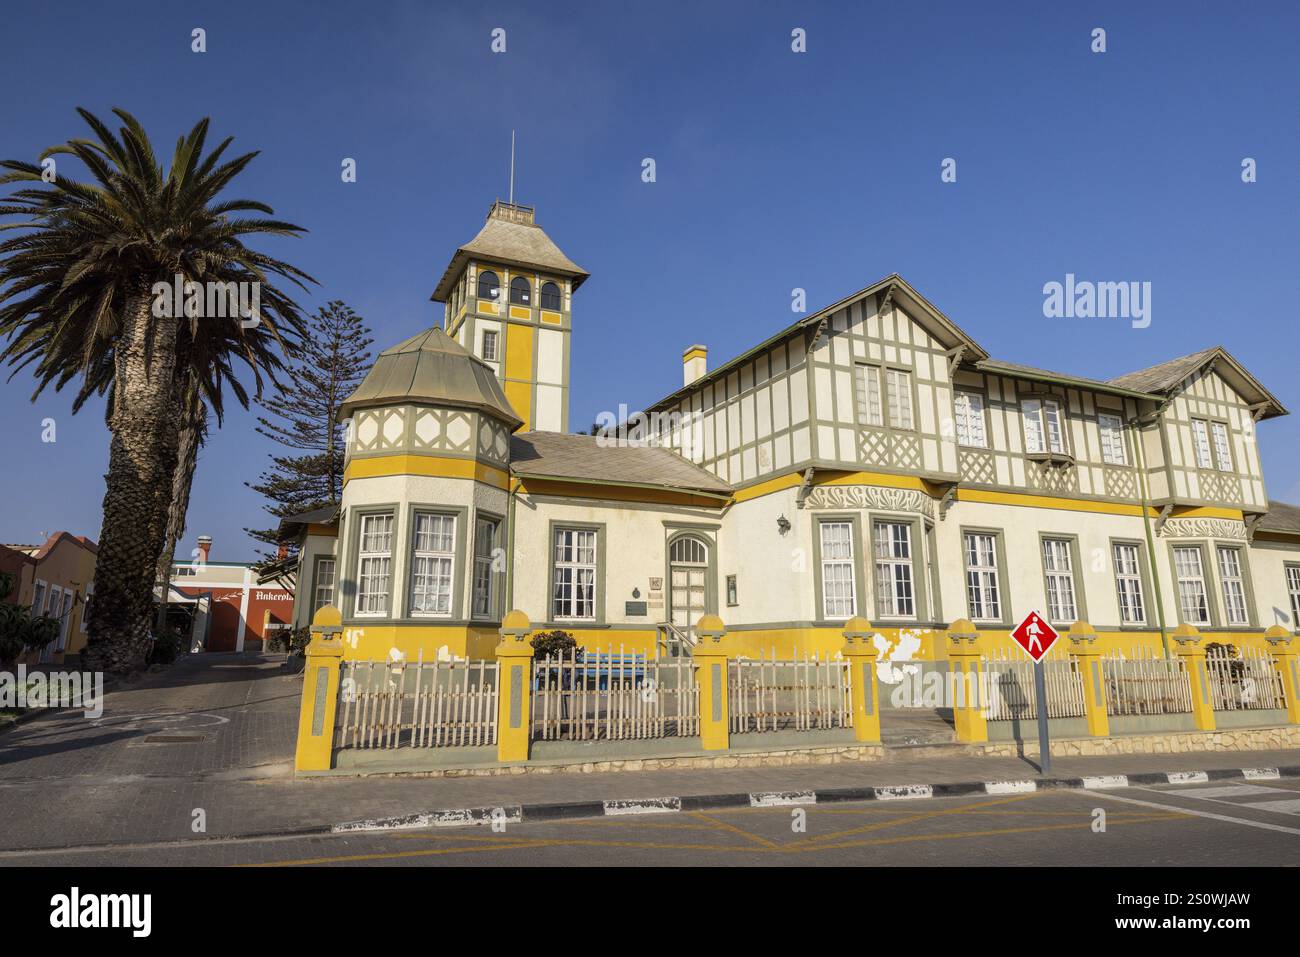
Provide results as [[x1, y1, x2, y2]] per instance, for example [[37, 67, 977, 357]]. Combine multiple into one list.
[[530, 629, 579, 660]]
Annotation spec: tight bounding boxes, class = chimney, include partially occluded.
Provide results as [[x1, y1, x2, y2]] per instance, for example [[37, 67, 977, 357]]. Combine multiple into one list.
[[196, 535, 212, 564], [683, 344, 707, 386]]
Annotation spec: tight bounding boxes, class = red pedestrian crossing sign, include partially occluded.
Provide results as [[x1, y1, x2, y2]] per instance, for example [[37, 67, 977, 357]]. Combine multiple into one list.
[[1011, 611, 1058, 662]]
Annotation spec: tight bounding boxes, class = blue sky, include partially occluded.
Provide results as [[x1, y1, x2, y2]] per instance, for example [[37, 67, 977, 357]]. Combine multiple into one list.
[[1, 1, 1297, 560]]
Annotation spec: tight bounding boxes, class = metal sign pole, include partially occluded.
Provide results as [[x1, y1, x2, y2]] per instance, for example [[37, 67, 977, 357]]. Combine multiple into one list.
[[1033, 660, 1051, 775]]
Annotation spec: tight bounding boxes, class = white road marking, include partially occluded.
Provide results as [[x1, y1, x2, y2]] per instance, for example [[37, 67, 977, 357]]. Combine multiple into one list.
[[1239, 799, 1300, 815], [1162, 784, 1282, 800], [1243, 768, 1281, 781], [602, 798, 681, 816], [1082, 775, 1129, 790], [749, 791, 816, 807], [874, 785, 934, 801], [1165, 771, 1209, 784], [1093, 791, 1300, 837], [984, 780, 1036, 795]]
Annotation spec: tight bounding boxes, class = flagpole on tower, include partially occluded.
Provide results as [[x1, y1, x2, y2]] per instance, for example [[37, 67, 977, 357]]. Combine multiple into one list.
[[509, 130, 516, 205]]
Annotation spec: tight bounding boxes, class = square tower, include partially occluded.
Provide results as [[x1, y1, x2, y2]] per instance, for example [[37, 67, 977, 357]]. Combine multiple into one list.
[[431, 201, 588, 433]]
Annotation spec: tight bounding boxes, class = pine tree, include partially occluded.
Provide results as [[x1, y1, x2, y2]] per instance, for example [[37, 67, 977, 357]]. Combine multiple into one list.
[[246, 300, 372, 554]]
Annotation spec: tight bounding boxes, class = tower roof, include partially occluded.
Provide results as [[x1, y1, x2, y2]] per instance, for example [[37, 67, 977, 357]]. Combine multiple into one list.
[[431, 201, 589, 302], [338, 325, 522, 428]]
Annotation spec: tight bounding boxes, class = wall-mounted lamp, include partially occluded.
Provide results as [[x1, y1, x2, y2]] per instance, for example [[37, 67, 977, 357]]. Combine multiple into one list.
[[776, 514, 791, 536]]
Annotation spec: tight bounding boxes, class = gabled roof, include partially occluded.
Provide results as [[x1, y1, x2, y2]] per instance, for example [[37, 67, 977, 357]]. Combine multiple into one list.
[[647, 274, 988, 412], [509, 431, 732, 497], [431, 202, 589, 303], [1108, 346, 1287, 419], [338, 325, 522, 428], [1258, 501, 1300, 536]]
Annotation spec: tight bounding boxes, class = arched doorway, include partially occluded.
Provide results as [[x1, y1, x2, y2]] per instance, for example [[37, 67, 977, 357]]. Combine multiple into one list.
[[668, 535, 711, 643]]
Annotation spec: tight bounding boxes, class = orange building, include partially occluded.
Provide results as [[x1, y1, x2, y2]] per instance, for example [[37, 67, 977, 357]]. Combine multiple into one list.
[[0, 531, 98, 665]]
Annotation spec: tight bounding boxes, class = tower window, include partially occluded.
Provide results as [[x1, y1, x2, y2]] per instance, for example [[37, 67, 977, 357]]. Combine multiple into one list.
[[510, 276, 532, 306], [540, 281, 562, 311], [481, 329, 498, 362], [477, 270, 500, 302]]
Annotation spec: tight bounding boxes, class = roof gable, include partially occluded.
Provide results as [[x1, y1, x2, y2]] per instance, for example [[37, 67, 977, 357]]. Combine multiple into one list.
[[1109, 346, 1287, 419]]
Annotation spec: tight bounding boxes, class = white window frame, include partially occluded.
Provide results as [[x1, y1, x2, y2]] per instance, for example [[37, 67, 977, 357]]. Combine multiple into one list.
[[1215, 545, 1248, 626], [818, 521, 857, 620], [409, 513, 457, 618], [963, 532, 1001, 622], [1210, 421, 1233, 472], [954, 391, 987, 448], [1287, 564, 1300, 631], [1041, 538, 1078, 624], [313, 558, 336, 613], [1111, 543, 1146, 625], [855, 364, 913, 431], [1173, 546, 1211, 625], [1023, 398, 1066, 454], [471, 516, 500, 620], [56, 591, 73, 650], [32, 579, 47, 616], [481, 328, 498, 363], [1190, 419, 1214, 470], [1098, 413, 1127, 465], [80, 582, 93, 633], [354, 513, 394, 617], [553, 528, 597, 621], [873, 521, 915, 619]]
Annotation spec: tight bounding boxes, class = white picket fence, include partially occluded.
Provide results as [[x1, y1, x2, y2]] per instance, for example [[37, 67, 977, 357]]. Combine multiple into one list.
[[337, 657, 499, 749], [532, 648, 699, 741], [728, 651, 852, 733], [1206, 649, 1286, 712], [1101, 652, 1193, 716], [982, 651, 1086, 720]]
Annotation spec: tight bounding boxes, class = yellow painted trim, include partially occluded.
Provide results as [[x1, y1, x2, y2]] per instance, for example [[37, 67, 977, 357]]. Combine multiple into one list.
[[682, 347, 707, 362], [478, 299, 499, 315], [343, 454, 509, 489], [1169, 505, 1244, 520], [509, 305, 531, 321], [955, 487, 1151, 518], [730, 469, 938, 505], [730, 471, 805, 503], [540, 310, 563, 325], [305, 523, 338, 538]]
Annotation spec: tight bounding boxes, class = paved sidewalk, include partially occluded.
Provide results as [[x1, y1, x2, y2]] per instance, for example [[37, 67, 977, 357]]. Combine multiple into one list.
[[1, 652, 1297, 854]]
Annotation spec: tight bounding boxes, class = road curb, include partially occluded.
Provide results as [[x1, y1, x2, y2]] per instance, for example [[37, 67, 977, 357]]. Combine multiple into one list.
[[329, 763, 1300, 833]]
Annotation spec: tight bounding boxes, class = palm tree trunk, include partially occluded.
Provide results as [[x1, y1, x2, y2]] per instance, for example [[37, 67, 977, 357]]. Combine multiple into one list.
[[153, 385, 207, 640], [85, 285, 181, 674]]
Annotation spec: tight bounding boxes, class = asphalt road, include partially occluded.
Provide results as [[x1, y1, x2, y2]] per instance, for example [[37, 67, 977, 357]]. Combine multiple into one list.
[[6, 776, 1300, 867]]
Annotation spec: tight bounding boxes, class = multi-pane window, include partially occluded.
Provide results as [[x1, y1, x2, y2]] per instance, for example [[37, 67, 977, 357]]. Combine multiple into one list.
[[819, 522, 857, 619], [1216, 546, 1248, 625], [481, 329, 498, 362], [471, 517, 500, 619], [355, 514, 394, 616], [1210, 422, 1233, 472], [1023, 399, 1065, 454], [32, 580, 46, 616], [540, 281, 562, 311], [1190, 419, 1214, 469], [476, 270, 499, 302], [954, 391, 986, 448], [874, 521, 915, 618], [410, 514, 456, 616], [1098, 413, 1127, 465], [963, 532, 1001, 621], [1041, 538, 1078, 623], [1287, 565, 1300, 631], [313, 559, 336, 613], [509, 276, 531, 305], [553, 528, 596, 619], [1173, 546, 1210, 625], [854, 365, 912, 430], [1111, 543, 1146, 624]]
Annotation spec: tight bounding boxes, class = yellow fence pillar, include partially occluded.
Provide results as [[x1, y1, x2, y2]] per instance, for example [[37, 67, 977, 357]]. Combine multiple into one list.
[[496, 610, 535, 763], [295, 605, 345, 772], [1264, 626, 1300, 725], [841, 616, 882, 744], [1067, 621, 1109, 737], [1172, 624, 1216, 731], [694, 614, 733, 751], [946, 619, 987, 743]]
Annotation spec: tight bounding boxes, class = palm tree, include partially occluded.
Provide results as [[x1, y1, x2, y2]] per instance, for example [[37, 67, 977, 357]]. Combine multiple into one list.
[[0, 108, 314, 672]]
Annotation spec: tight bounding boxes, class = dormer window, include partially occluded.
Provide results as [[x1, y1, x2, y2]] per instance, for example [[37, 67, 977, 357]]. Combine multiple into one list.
[[510, 276, 531, 305], [540, 281, 562, 310], [477, 270, 500, 302]]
